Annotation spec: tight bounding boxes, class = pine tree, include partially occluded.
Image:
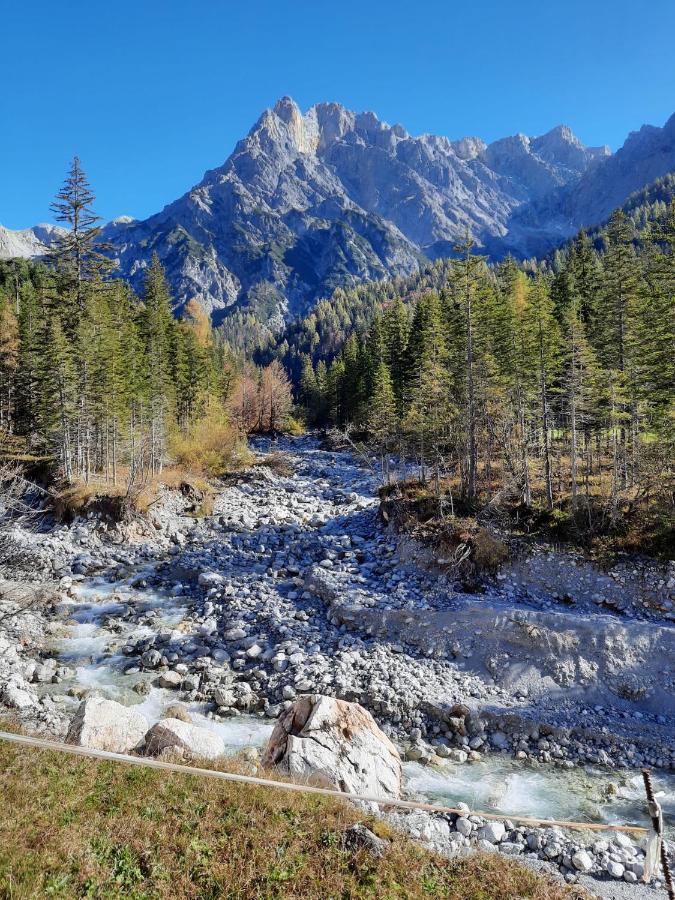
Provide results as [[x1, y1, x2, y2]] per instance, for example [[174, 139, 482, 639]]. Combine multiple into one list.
[[14, 278, 45, 443], [299, 356, 320, 424], [449, 233, 488, 501], [382, 299, 409, 414], [314, 359, 330, 424], [570, 232, 602, 335], [340, 334, 366, 424], [367, 360, 397, 481], [524, 276, 561, 509], [0, 293, 19, 433], [139, 254, 175, 474], [599, 210, 641, 484], [492, 266, 533, 503], [402, 354, 453, 487], [405, 292, 446, 378], [41, 317, 77, 480], [50, 156, 112, 316], [363, 313, 386, 399], [560, 296, 602, 504], [325, 357, 345, 425]]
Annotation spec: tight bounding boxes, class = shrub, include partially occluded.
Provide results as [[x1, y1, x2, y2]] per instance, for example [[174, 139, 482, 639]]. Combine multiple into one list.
[[255, 452, 295, 477], [471, 528, 509, 573], [283, 416, 305, 436], [169, 400, 249, 477]]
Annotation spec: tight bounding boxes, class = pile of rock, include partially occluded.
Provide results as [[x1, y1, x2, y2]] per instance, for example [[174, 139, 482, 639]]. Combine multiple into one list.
[[65, 697, 226, 761], [387, 803, 665, 887]]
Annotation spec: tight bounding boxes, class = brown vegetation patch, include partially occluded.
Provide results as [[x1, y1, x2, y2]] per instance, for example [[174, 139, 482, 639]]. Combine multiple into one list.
[[53, 482, 128, 523], [53, 468, 221, 524], [380, 482, 509, 579], [169, 401, 252, 477], [254, 452, 296, 477]]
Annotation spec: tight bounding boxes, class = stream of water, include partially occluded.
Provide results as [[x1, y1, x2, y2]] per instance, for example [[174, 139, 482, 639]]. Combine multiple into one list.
[[48, 574, 675, 834]]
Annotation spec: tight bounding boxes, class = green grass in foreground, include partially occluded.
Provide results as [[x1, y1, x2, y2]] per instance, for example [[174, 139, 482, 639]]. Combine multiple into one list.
[[0, 740, 588, 900]]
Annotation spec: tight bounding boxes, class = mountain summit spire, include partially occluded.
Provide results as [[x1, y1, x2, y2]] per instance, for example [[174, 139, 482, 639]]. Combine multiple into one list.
[[4, 101, 675, 331]]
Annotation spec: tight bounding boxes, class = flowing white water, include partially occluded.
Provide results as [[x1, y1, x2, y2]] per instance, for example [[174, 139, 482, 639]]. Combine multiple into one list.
[[43, 446, 673, 835], [404, 758, 675, 832], [54, 575, 675, 830], [49, 577, 275, 755]]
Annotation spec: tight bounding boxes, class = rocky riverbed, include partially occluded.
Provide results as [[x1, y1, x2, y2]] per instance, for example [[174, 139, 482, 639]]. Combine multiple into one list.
[[1, 435, 673, 896]]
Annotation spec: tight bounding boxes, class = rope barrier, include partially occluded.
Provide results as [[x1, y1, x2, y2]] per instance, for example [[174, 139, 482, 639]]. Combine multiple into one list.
[[0, 729, 648, 835]]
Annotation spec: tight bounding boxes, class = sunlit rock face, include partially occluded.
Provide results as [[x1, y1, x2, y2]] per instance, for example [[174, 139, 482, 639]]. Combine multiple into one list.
[[6, 100, 674, 324], [0, 223, 65, 259], [264, 694, 402, 799], [94, 97, 612, 322]]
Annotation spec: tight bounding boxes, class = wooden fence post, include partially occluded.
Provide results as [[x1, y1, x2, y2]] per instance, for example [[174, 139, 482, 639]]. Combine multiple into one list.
[[642, 768, 674, 899]]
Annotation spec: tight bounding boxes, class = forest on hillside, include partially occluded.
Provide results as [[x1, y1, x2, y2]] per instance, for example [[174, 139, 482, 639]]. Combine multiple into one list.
[[289, 198, 674, 550], [0, 159, 294, 495], [0, 160, 673, 550]]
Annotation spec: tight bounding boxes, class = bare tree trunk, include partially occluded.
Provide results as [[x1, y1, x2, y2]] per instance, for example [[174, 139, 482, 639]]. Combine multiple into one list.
[[112, 416, 117, 487], [570, 389, 578, 506], [610, 380, 619, 509], [540, 377, 553, 510], [518, 395, 531, 505], [466, 280, 477, 501]]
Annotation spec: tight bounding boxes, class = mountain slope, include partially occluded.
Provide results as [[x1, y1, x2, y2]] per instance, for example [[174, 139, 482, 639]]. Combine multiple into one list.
[[499, 113, 675, 256], [266, 169, 675, 382], [0, 223, 64, 259], [99, 98, 608, 321], [3, 99, 674, 325]]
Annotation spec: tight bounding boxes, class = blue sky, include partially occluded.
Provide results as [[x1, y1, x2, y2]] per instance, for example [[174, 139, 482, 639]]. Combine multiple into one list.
[[2, 0, 674, 228]]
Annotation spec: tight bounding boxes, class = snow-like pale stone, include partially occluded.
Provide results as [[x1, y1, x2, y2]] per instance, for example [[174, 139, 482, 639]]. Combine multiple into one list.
[[477, 822, 505, 844], [455, 817, 473, 837], [66, 697, 148, 753], [0, 223, 65, 260], [158, 670, 182, 689], [1, 677, 36, 710], [607, 861, 625, 878], [198, 571, 223, 588], [264, 694, 402, 799], [572, 850, 594, 872], [144, 718, 225, 760]]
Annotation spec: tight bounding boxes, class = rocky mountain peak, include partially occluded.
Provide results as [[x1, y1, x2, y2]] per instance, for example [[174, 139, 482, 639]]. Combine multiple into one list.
[[450, 136, 487, 160], [272, 95, 301, 123], [530, 124, 610, 171], [4, 101, 673, 330], [0, 222, 64, 259]]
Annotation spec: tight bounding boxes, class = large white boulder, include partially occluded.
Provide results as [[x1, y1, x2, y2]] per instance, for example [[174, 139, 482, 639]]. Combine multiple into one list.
[[572, 849, 594, 872], [144, 718, 225, 761], [263, 694, 402, 799], [66, 697, 148, 753], [477, 821, 505, 844]]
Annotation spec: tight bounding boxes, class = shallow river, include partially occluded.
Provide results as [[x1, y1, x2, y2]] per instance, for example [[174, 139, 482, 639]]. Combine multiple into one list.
[[48, 571, 675, 835]]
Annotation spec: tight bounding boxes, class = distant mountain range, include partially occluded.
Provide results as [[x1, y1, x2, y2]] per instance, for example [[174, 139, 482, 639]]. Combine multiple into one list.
[[2, 98, 674, 324]]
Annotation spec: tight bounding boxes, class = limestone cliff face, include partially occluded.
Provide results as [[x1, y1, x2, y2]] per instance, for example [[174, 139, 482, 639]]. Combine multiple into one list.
[[501, 113, 675, 257], [95, 97, 610, 321], [0, 223, 64, 259], [4, 99, 673, 324]]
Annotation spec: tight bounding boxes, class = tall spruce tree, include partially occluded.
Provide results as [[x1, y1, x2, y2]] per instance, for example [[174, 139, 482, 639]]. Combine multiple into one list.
[[139, 254, 175, 474], [524, 276, 561, 509], [449, 233, 488, 501], [50, 156, 112, 316]]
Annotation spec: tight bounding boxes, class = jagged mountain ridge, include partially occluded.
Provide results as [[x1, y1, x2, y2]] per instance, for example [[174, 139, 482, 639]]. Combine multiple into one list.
[[2, 98, 674, 324], [0, 223, 65, 260], [499, 111, 675, 257], [97, 97, 610, 322]]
